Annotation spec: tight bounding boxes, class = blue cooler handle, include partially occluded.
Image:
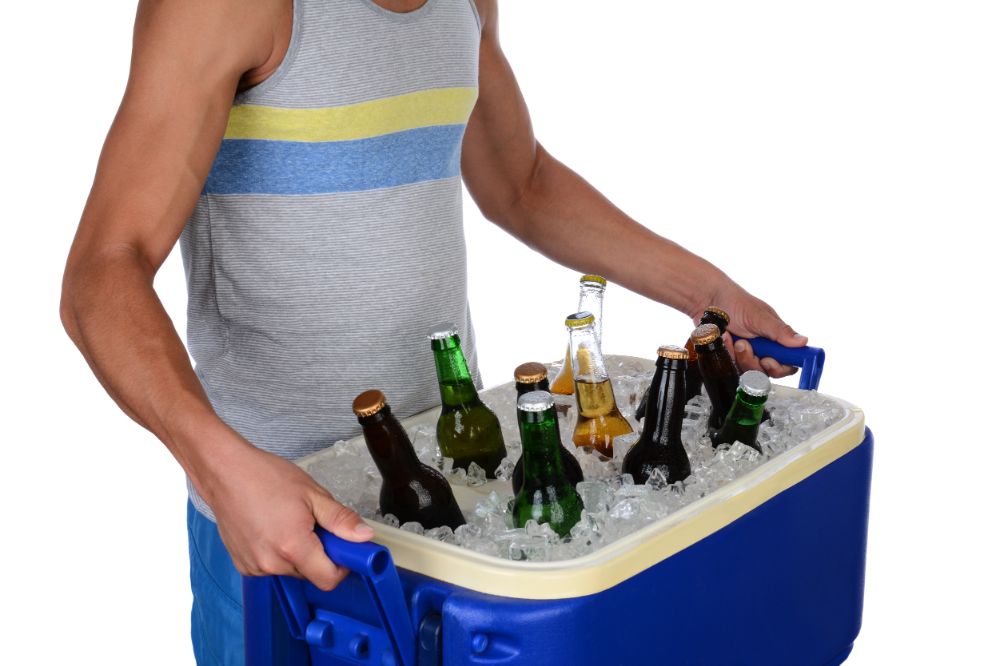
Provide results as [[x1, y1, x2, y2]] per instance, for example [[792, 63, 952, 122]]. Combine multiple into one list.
[[272, 528, 417, 666], [732, 337, 826, 391]]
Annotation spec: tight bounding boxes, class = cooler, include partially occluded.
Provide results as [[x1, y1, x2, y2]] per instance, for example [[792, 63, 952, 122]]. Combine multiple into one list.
[[243, 339, 873, 666]]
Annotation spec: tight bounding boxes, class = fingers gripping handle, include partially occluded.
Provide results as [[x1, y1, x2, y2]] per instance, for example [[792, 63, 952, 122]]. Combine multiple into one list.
[[272, 528, 417, 666], [735, 337, 826, 391]]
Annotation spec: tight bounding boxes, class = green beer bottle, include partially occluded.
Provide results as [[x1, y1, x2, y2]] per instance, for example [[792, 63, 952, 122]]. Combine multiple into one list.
[[622, 345, 692, 485], [551, 275, 607, 395], [511, 362, 584, 495], [512, 390, 584, 538], [710, 370, 771, 452], [430, 325, 507, 477]]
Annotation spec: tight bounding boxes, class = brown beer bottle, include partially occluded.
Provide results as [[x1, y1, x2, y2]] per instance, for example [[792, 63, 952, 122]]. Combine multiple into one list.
[[511, 362, 584, 495], [692, 323, 741, 431], [353, 390, 466, 530], [551, 275, 607, 395], [635, 306, 731, 421], [566, 312, 633, 456], [622, 345, 692, 485]]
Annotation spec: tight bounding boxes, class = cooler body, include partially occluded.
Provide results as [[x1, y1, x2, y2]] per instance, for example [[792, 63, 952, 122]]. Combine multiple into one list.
[[243, 343, 873, 666]]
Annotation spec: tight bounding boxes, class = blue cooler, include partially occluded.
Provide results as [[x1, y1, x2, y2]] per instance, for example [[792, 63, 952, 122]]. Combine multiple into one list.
[[244, 341, 873, 666]]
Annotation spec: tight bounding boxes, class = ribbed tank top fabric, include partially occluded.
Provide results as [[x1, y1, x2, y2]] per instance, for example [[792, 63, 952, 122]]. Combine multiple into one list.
[[180, 0, 483, 520]]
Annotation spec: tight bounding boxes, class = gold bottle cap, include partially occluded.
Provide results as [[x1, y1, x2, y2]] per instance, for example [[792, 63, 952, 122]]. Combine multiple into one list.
[[517, 390, 555, 412], [740, 370, 772, 397], [691, 323, 721, 346], [565, 311, 596, 328], [514, 362, 548, 384], [657, 345, 689, 360], [580, 274, 607, 287], [352, 389, 387, 417], [704, 306, 730, 324], [427, 324, 459, 341]]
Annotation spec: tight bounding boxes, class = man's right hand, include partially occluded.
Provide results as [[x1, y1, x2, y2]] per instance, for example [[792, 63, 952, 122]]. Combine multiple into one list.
[[200, 444, 374, 591]]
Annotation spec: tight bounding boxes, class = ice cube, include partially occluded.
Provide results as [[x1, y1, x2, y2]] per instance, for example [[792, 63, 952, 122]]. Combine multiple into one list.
[[507, 535, 552, 562], [646, 467, 670, 491], [449, 467, 467, 484], [380, 513, 400, 528], [494, 457, 516, 481], [466, 462, 487, 487], [576, 480, 612, 513], [424, 526, 456, 544], [400, 521, 424, 535], [613, 432, 640, 461]]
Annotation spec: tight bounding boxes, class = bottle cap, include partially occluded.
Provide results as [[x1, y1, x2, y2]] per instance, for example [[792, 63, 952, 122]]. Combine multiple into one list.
[[517, 390, 555, 412], [580, 274, 607, 287], [352, 389, 387, 417], [427, 324, 459, 341], [657, 345, 689, 360], [703, 306, 730, 324], [691, 323, 721, 346], [565, 311, 596, 328], [514, 362, 548, 384], [739, 370, 772, 397]]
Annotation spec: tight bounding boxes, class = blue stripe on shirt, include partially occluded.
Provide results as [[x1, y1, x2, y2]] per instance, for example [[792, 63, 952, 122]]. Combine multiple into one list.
[[204, 124, 466, 195]]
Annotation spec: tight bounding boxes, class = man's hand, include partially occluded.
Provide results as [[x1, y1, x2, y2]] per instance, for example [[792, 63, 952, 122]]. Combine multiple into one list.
[[694, 280, 808, 378], [203, 444, 373, 591]]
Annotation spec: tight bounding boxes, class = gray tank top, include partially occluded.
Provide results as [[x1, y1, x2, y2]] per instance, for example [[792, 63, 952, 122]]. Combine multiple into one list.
[[180, 0, 483, 519]]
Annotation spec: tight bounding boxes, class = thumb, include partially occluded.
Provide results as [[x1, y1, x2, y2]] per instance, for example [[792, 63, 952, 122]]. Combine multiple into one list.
[[312, 493, 374, 542]]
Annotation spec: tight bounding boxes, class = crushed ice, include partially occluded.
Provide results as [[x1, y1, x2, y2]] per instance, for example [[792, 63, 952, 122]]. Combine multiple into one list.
[[301, 359, 846, 562]]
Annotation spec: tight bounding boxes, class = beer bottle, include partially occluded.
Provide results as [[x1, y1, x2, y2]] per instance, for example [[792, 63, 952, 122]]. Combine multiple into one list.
[[551, 275, 607, 395], [353, 390, 466, 530], [512, 390, 585, 538], [635, 306, 731, 421], [622, 345, 692, 485], [430, 326, 508, 477], [692, 323, 741, 431], [511, 362, 584, 495], [685, 306, 730, 402], [710, 371, 771, 452], [566, 312, 633, 456]]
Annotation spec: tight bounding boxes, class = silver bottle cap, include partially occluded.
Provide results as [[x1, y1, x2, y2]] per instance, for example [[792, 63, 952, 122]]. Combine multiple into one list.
[[740, 370, 772, 397], [517, 390, 555, 412], [427, 324, 459, 341]]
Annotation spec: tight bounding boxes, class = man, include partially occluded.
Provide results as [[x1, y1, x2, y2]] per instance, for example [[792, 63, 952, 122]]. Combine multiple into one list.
[[61, 0, 806, 662]]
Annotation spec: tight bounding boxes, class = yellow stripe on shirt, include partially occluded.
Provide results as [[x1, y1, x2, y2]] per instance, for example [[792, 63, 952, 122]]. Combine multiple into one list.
[[224, 86, 479, 143]]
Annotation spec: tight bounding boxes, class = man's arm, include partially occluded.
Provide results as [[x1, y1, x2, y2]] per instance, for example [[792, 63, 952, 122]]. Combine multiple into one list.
[[61, 0, 370, 590], [462, 1, 806, 376]]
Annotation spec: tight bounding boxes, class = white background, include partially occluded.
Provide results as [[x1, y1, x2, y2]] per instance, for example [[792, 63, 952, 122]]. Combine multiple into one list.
[[2, 1, 998, 663]]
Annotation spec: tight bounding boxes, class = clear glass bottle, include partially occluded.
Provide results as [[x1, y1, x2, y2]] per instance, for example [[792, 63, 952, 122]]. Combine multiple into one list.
[[551, 275, 607, 395], [566, 311, 633, 456]]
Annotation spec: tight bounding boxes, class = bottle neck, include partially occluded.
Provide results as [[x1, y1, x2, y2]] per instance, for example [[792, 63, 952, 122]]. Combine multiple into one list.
[[518, 406, 568, 486], [640, 357, 686, 448], [701, 312, 728, 335], [568, 325, 608, 382], [728, 388, 767, 423], [515, 377, 550, 397], [578, 286, 605, 343], [432, 335, 479, 407], [358, 407, 421, 479]]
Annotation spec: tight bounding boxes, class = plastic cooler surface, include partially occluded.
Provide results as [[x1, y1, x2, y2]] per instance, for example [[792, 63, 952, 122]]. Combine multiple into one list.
[[246, 347, 872, 666]]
